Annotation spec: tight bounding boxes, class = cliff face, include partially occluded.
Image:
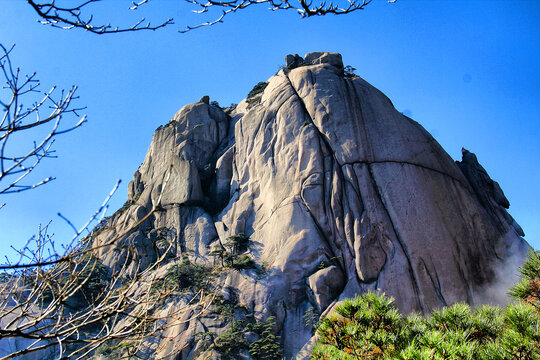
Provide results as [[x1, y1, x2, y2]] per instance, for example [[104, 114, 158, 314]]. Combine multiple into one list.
[[93, 52, 530, 359]]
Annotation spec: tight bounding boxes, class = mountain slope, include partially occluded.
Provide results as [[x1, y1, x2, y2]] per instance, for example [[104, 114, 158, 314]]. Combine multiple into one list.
[[92, 52, 530, 359]]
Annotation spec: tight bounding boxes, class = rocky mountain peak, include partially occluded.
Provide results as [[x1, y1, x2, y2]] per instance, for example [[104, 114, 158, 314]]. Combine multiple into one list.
[[92, 52, 530, 359], [285, 52, 344, 70]]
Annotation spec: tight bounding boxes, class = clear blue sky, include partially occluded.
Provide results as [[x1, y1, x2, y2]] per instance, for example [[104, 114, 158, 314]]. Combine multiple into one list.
[[0, 0, 539, 260]]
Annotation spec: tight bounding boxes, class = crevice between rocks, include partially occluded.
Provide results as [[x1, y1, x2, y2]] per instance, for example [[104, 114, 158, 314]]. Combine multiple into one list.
[[348, 76, 424, 310], [284, 71, 427, 311], [366, 163, 425, 313], [342, 159, 471, 191], [420, 258, 448, 307], [453, 253, 475, 305], [282, 72, 352, 276]]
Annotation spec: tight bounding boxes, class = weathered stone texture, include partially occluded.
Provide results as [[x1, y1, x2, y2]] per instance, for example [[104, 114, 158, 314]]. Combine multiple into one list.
[[90, 52, 530, 359]]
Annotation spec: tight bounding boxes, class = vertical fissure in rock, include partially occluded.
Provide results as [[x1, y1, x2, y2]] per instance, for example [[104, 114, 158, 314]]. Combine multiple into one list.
[[420, 258, 448, 307], [285, 70, 421, 306], [267, 118, 277, 171], [282, 72, 339, 166], [296, 198, 345, 277], [284, 71, 403, 294], [347, 79, 375, 162], [367, 163, 425, 312], [453, 253, 475, 305], [283, 71, 353, 275]]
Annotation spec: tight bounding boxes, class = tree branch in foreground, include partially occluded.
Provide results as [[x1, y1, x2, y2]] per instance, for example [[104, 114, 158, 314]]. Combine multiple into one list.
[[0, 166, 215, 359], [0, 43, 86, 195], [26, 0, 394, 34], [27, 0, 174, 34]]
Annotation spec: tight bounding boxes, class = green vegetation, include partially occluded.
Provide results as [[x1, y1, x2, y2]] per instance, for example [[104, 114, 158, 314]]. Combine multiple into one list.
[[509, 250, 540, 311], [304, 306, 321, 334], [248, 316, 282, 360], [92, 217, 110, 236], [114, 199, 133, 217], [343, 65, 358, 79], [312, 293, 540, 359], [247, 82, 268, 99], [110, 193, 141, 219], [224, 233, 250, 254], [193, 289, 282, 359], [312, 250, 540, 360], [246, 82, 268, 108], [153, 234, 257, 300], [155, 259, 213, 292], [95, 343, 114, 356], [210, 234, 257, 271], [224, 253, 255, 270], [75, 255, 109, 302], [198, 317, 282, 360], [210, 242, 226, 266], [95, 341, 135, 358], [257, 261, 271, 279], [287, 61, 306, 71], [213, 320, 250, 357]]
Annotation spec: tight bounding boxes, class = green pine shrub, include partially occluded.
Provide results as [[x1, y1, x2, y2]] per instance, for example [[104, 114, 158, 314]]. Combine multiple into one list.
[[224, 253, 256, 270], [509, 250, 540, 311], [312, 250, 540, 360], [155, 259, 213, 293], [213, 233, 256, 270], [214, 320, 250, 357], [247, 316, 282, 360], [224, 233, 250, 254], [312, 293, 540, 359], [247, 82, 268, 99], [246, 82, 268, 108], [209, 317, 282, 360]]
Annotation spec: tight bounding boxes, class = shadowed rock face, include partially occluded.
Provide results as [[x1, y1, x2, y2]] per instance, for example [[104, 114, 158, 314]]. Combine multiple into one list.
[[94, 52, 530, 359]]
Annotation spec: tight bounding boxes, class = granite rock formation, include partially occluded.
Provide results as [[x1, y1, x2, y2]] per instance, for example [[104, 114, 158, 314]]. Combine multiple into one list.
[[92, 52, 530, 359]]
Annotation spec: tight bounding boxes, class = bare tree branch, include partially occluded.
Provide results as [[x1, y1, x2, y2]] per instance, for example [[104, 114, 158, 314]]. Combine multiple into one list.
[[180, 0, 373, 32], [27, 0, 173, 34], [25, 0, 391, 34], [0, 162, 171, 271], [0, 43, 86, 195], [0, 165, 215, 359]]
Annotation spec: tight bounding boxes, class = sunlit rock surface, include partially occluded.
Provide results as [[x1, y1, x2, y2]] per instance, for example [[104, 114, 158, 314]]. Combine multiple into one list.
[[92, 52, 530, 359]]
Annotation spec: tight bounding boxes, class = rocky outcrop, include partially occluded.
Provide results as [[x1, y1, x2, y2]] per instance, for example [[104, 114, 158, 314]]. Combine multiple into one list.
[[92, 52, 530, 359], [0, 305, 55, 360]]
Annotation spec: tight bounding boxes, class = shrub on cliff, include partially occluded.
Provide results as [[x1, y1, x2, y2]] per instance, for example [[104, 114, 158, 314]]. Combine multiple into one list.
[[246, 82, 268, 107], [158, 259, 213, 292]]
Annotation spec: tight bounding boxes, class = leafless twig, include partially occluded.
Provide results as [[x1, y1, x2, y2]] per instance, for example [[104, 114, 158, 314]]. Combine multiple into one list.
[[180, 0, 373, 32], [0, 43, 86, 195], [25, 0, 388, 34], [0, 165, 214, 359], [27, 0, 174, 34]]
